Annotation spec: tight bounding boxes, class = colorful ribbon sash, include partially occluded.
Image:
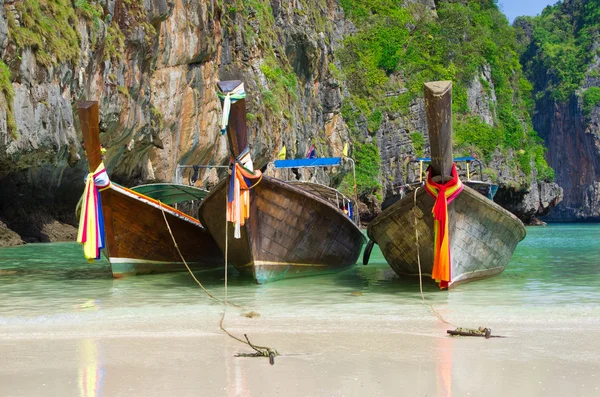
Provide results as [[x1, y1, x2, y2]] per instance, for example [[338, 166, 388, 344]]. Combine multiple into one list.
[[227, 150, 262, 239], [77, 163, 111, 262], [424, 163, 463, 289]]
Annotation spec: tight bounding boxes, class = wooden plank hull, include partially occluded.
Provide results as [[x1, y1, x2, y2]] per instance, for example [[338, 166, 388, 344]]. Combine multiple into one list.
[[101, 185, 223, 277], [198, 176, 366, 283], [367, 186, 526, 288]]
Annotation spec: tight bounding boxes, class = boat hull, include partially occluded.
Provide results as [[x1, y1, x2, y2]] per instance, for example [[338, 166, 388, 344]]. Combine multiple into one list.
[[367, 186, 526, 288], [198, 176, 366, 283], [101, 185, 223, 277]]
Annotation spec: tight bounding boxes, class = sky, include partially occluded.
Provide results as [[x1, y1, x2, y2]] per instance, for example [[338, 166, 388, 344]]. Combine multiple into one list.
[[498, 0, 559, 24]]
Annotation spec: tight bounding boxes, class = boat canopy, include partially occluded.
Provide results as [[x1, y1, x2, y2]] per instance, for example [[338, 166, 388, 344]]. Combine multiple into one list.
[[273, 157, 342, 168], [287, 181, 356, 222], [130, 183, 208, 205]]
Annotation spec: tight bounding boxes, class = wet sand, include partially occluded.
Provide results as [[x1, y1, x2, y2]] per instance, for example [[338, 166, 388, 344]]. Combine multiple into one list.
[[1, 309, 599, 397]]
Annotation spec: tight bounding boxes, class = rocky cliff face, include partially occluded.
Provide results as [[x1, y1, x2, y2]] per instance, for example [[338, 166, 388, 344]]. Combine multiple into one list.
[[533, 91, 600, 221], [337, 0, 561, 224], [516, 1, 600, 221], [0, 0, 352, 244], [0, 0, 562, 246]]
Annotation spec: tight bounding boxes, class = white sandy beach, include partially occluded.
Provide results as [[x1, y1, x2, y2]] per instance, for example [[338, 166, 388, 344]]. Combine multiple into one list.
[[1, 307, 599, 397]]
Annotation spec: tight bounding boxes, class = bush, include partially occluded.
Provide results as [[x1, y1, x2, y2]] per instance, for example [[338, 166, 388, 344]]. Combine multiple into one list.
[[583, 87, 600, 115], [409, 132, 425, 157], [0, 61, 17, 137], [354, 142, 381, 194]]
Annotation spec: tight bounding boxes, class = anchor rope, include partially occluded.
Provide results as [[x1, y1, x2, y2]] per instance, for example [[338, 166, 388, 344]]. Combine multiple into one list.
[[220, 179, 277, 360], [413, 187, 456, 328], [158, 200, 241, 307], [156, 193, 277, 362]]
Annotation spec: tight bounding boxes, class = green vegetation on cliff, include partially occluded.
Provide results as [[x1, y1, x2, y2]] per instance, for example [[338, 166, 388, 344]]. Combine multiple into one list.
[[583, 87, 600, 115], [260, 55, 298, 117], [339, 0, 555, 190], [354, 142, 382, 194], [225, 0, 300, 123], [0, 61, 17, 138], [7, 0, 81, 66], [517, 0, 600, 103]]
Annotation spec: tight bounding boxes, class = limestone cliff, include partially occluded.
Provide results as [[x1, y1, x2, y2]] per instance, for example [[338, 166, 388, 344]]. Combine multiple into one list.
[[516, 0, 600, 221], [0, 0, 562, 246], [339, 0, 561, 224], [0, 0, 352, 243]]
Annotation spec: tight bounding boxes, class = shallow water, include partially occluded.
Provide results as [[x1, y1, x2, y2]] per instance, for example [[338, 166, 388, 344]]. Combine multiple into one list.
[[1, 223, 599, 326], [1, 224, 600, 397]]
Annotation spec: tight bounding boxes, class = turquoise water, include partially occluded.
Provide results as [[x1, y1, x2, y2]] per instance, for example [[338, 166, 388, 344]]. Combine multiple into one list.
[[1, 224, 599, 326]]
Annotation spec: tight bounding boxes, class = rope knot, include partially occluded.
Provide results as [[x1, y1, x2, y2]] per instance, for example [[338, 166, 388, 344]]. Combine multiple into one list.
[[227, 149, 262, 239]]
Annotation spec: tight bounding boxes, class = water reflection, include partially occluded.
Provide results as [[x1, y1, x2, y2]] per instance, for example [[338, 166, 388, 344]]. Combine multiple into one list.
[[224, 336, 251, 397], [78, 339, 105, 397], [436, 331, 454, 397]]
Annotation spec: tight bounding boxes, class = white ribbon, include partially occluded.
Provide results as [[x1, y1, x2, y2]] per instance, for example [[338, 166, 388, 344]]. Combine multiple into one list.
[[220, 93, 232, 133], [93, 166, 111, 190], [218, 83, 246, 134]]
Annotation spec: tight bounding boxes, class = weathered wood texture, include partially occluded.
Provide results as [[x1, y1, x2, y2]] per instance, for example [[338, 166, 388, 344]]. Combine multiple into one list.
[[424, 81, 453, 181], [102, 188, 223, 277], [367, 185, 526, 288], [199, 176, 366, 283], [77, 101, 223, 277], [77, 101, 102, 172]]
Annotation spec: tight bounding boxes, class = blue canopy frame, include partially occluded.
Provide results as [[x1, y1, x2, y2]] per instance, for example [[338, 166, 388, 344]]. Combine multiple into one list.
[[271, 156, 360, 224], [273, 158, 342, 168], [414, 156, 483, 182]]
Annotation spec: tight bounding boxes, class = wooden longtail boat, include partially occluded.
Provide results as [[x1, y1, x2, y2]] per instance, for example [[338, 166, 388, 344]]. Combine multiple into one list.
[[77, 101, 223, 277], [366, 81, 526, 288], [198, 80, 366, 283]]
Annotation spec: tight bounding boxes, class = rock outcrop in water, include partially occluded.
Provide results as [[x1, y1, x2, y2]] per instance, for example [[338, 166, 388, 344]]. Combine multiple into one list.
[[0, 0, 562, 246], [516, 0, 600, 221]]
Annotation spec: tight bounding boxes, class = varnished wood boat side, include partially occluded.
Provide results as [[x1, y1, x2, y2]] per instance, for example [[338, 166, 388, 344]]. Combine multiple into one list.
[[102, 187, 223, 277], [199, 176, 366, 283], [77, 101, 223, 277]]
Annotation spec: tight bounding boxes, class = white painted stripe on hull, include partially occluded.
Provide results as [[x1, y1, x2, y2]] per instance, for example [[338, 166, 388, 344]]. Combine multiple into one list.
[[109, 257, 200, 265], [450, 266, 505, 285]]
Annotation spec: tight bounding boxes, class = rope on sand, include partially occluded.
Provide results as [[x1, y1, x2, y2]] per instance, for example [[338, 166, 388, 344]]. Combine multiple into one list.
[[413, 189, 503, 338], [221, 190, 278, 363], [158, 198, 278, 364]]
